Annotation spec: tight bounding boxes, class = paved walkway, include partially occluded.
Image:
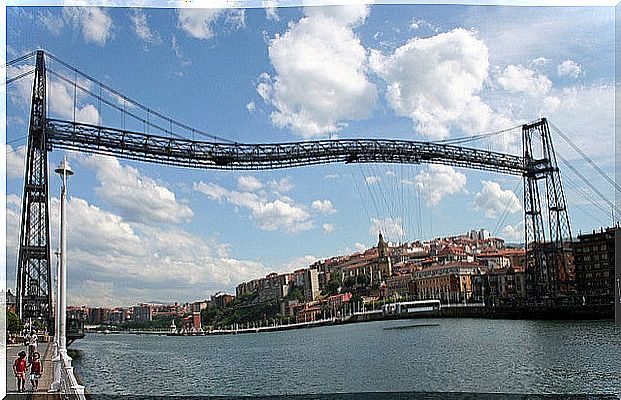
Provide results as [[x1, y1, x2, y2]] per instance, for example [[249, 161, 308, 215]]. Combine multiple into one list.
[[5, 341, 58, 399]]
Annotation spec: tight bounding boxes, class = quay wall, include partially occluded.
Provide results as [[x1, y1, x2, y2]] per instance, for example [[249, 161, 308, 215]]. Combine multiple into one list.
[[350, 304, 614, 323]]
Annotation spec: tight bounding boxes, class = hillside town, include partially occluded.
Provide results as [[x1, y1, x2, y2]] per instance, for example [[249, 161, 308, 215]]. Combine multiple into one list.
[[5, 226, 615, 334]]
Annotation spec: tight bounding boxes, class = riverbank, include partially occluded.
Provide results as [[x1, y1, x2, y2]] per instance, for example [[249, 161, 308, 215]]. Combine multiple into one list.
[[352, 303, 613, 323], [163, 303, 614, 336]]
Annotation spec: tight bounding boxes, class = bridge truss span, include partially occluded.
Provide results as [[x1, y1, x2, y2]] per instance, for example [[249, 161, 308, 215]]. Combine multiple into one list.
[[46, 119, 526, 175]]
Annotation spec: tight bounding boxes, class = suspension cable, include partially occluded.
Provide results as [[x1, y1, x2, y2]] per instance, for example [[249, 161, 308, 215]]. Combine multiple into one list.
[[45, 52, 234, 143], [549, 121, 621, 194], [563, 173, 614, 222], [431, 124, 522, 146], [4, 69, 35, 86], [3, 51, 37, 68], [492, 180, 523, 237], [47, 69, 185, 140], [558, 153, 621, 216], [350, 167, 372, 242]]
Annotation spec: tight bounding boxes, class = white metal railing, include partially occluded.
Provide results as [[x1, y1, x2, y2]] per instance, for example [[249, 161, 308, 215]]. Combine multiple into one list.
[[51, 348, 86, 400], [60, 353, 86, 399]]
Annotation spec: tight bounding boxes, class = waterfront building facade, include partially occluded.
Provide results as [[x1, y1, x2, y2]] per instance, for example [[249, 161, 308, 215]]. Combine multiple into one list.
[[304, 268, 321, 301], [212, 292, 235, 308], [132, 304, 152, 322], [385, 274, 414, 299], [413, 262, 481, 303], [574, 227, 616, 304], [484, 266, 526, 302]]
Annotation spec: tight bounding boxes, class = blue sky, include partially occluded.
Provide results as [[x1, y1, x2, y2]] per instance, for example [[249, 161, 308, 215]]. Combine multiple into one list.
[[3, 3, 616, 306]]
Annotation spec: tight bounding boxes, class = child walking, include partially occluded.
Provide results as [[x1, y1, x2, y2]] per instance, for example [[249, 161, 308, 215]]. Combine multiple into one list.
[[29, 352, 43, 391], [12, 351, 27, 392]]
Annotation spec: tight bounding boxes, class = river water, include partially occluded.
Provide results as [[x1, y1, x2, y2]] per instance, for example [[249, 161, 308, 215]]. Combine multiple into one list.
[[71, 318, 620, 396]]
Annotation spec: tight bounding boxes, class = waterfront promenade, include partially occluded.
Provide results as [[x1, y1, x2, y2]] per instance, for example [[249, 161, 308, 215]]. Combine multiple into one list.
[[6, 341, 56, 398]]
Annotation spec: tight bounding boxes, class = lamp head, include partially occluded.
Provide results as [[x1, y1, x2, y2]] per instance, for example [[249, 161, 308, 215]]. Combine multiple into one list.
[[54, 158, 74, 176]]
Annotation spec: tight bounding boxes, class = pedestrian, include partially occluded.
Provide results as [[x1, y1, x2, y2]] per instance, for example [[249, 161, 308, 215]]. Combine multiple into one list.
[[29, 352, 43, 391], [13, 350, 27, 392], [26, 331, 38, 362]]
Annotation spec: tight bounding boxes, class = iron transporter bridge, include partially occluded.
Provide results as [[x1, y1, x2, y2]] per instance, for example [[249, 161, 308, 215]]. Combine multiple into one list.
[[11, 50, 573, 330]]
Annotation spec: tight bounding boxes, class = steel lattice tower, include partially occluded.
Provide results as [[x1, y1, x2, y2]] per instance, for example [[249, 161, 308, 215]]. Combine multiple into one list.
[[522, 118, 574, 301], [16, 50, 53, 329]]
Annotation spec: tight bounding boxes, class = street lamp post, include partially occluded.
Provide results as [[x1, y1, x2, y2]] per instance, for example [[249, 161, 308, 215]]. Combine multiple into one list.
[[50, 156, 74, 392], [54, 249, 60, 355]]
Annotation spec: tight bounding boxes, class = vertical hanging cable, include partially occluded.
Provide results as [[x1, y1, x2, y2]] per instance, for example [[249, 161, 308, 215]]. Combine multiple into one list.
[[98, 85, 102, 126], [73, 70, 77, 132], [350, 167, 372, 243]]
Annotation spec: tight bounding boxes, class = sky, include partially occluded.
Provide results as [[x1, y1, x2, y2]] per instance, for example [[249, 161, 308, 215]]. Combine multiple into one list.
[[3, 3, 617, 307]]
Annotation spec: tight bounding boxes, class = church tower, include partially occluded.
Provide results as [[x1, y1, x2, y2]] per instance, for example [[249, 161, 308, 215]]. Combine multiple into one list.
[[377, 231, 392, 278]]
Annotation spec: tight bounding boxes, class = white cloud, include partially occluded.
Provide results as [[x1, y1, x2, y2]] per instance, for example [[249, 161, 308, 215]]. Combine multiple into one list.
[[237, 175, 263, 192], [312, 200, 337, 215], [6, 194, 270, 306], [365, 176, 381, 185], [246, 101, 256, 113], [39, 10, 65, 35], [130, 9, 161, 45], [5, 144, 26, 180], [354, 242, 367, 252], [171, 35, 191, 66], [7, 194, 21, 209], [409, 18, 439, 33], [543, 96, 561, 113], [178, 8, 223, 39], [370, 28, 493, 139], [79, 155, 194, 224], [501, 221, 524, 243], [195, 181, 313, 233], [369, 217, 405, 241], [268, 177, 293, 193], [557, 59, 582, 78], [265, 7, 279, 21], [322, 223, 335, 234], [225, 8, 246, 30], [7, 64, 37, 106], [496, 64, 551, 97], [539, 84, 613, 162], [177, 8, 245, 40], [63, 7, 113, 46], [7, 64, 100, 125], [473, 180, 521, 219], [48, 78, 100, 124], [258, 5, 377, 138], [281, 255, 319, 273], [529, 57, 550, 67], [415, 165, 467, 206]]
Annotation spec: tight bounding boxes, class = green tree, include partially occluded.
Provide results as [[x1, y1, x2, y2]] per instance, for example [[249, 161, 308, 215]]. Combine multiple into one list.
[[7, 310, 22, 333], [286, 284, 305, 302], [343, 276, 356, 289], [322, 271, 342, 296], [356, 274, 371, 286]]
